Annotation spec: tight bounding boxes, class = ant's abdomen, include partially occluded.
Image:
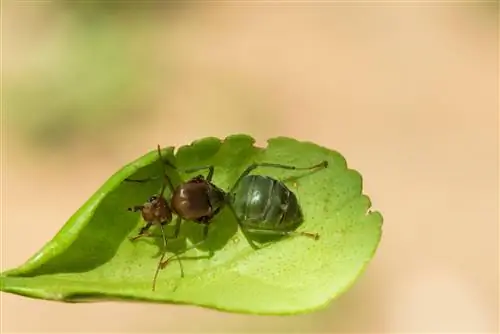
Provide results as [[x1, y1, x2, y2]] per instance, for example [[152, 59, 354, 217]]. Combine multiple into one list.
[[230, 175, 303, 231]]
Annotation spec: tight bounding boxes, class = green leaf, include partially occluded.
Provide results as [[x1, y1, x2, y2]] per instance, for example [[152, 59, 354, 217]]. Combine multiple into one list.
[[1, 134, 383, 315]]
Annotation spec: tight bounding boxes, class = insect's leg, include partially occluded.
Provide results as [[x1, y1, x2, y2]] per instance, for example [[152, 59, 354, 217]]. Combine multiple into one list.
[[226, 204, 260, 250], [171, 215, 182, 239], [125, 175, 162, 183], [166, 216, 185, 276], [127, 204, 154, 240], [129, 222, 153, 241], [228, 161, 328, 194], [182, 166, 215, 182], [152, 222, 184, 291], [159, 157, 178, 170], [245, 228, 320, 240], [152, 223, 168, 291], [126, 145, 177, 194], [128, 205, 145, 212], [154, 145, 215, 182], [160, 224, 211, 270]]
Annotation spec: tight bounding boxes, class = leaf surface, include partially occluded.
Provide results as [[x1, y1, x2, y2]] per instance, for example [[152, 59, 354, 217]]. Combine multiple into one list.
[[1, 135, 383, 315]]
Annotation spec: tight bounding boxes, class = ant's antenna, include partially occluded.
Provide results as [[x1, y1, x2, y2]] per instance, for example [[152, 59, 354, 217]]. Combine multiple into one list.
[[157, 145, 167, 198], [156, 144, 175, 194], [151, 144, 183, 291]]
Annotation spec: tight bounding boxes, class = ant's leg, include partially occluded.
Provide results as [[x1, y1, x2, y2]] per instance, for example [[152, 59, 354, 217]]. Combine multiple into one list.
[[152, 224, 168, 291], [126, 173, 175, 194], [228, 161, 328, 194], [157, 146, 215, 182], [126, 145, 177, 193], [125, 175, 162, 183], [128, 217, 182, 242], [162, 162, 216, 182], [128, 203, 152, 241], [152, 223, 184, 291], [128, 205, 145, 212], [160, 224, 210, 271], [226, 204, 260, 250], [126, 146, 168, 182], [129, 221, 153, 241], [245, 228, 320, 241], [171, 216, 182, 239], [182, 166, 215, 182], [159, 158, 178, 171], [166, 216, 186, 278]]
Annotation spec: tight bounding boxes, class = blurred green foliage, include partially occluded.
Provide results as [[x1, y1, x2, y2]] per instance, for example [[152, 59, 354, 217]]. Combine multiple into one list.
[[5, 7, 164, 149]]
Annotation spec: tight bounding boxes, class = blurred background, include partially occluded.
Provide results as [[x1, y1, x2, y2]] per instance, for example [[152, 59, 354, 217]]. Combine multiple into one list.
[[1, 1, 498, 333]]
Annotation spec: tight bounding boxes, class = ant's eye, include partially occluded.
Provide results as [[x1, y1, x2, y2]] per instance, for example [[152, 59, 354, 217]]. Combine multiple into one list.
[[148, 196, 157, 202]]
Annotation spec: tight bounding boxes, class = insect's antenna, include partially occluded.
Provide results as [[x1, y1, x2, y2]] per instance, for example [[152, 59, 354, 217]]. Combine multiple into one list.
[[156, 144, 175, 194], [157, 145, 167, 197]]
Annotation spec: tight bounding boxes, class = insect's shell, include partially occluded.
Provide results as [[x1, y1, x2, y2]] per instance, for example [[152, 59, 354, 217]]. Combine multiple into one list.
[[230, 174, 303, 231]]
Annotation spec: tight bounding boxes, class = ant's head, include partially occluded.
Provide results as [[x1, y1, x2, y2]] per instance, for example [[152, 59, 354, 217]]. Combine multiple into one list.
[[130, 194, 172, 225]]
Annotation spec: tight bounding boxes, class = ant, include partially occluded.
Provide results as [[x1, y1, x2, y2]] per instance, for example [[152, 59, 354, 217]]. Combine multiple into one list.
[[126, 145, 225, 291], [127, 145, 329, 287]]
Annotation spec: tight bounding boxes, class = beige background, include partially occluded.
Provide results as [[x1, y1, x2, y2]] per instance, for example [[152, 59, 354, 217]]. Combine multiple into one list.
[[2, 3, 498, 333]]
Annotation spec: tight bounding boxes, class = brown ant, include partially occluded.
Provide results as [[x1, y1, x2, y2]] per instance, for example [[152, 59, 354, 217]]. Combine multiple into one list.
[[126, 145, 226, 291]]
